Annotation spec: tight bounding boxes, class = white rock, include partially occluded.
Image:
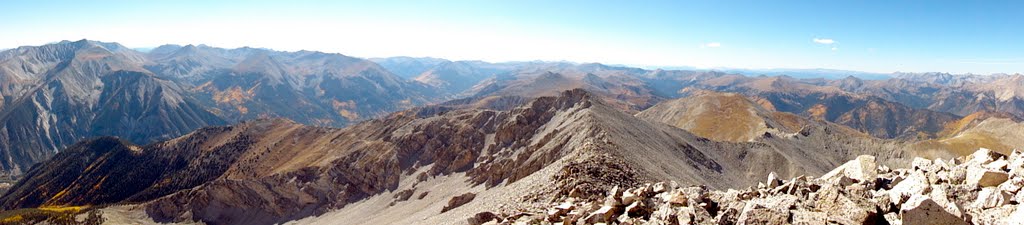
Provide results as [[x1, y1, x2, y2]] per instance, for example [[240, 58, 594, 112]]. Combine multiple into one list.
[[913, 157, 933, 170], [652, 182, 667, 193], [933, 158, 950, 171], [972, 187, 1011, 209], [820, 155, 877, 184], [766, 172, 782, 189], [929, 184, 963, 217], [988, 159, 1009, 171], [1016, 189, 1024, 204], [889, 171, 930, 205], [621, 190, 639, 206], [1001, 204, 1024, 224], [998, 177, 1023, 194], [585, 205, 618, 223], [886, 174, 906, 189], [947, 165, 968, 185], [548, 202, 576, 221], [971, 204, 1017, 225], [966, 148, 1001, 166], [966, 165, 1010, 187], [1010, 155, 1024, 177]]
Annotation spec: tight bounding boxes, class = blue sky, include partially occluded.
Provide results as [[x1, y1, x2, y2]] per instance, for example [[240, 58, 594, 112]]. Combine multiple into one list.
[[1, 0, 1022, 74]]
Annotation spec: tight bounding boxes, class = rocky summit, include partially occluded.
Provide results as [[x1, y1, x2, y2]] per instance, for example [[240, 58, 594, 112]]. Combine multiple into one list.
[[477, 148, 1024, 225]]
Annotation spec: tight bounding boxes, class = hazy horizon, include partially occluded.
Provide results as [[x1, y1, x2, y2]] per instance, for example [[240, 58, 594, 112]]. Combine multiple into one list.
[[3, 0, 1022, 74]]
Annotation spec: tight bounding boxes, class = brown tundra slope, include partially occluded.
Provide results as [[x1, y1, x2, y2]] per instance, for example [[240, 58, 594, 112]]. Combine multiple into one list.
[[637, 90, 1022, 161], [0, 89, 912, 225]]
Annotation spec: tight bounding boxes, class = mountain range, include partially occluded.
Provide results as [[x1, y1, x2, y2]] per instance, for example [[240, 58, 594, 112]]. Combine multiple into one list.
[[1, 40, 1024, 224], [0, 40, 440, 174]]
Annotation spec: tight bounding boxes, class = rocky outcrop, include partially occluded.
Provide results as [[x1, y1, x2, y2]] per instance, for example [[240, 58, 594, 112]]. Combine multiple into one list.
[[487, 148, 1024, 225], [441, 193, 477, 213]]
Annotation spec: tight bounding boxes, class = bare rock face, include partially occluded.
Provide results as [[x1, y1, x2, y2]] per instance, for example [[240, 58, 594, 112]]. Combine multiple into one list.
[[491, 148, 1024, 225]]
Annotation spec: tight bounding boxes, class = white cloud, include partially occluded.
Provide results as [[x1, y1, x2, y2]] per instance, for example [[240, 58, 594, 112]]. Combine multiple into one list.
[[813, 38, 835, 44], [704, 42, 721, 48]]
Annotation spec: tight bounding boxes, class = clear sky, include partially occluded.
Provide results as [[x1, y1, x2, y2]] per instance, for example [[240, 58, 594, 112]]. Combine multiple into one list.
[[2, 0, 1022, 74]]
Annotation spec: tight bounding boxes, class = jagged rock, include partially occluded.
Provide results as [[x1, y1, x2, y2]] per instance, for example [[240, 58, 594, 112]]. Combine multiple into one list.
[[766, 172, 782, 189], [933, 158, 950, 171], [889, 171, 930, 205], [1000, 177, 1024, 194], [736, 195, 796, 225], [900, 195, 968, 225], [913, 157, 934, 171], [622, 190, 640, 205], [928, 184, 963, 218], [648, 203, 679, 225], [883, 174, 906, 189], [610, 186, 624, 196], [987, 159, 1009, 171], [623, 201, 652, 218], [815, 184, 877, 224], [666, 191, 688, 206], [821, 155, 877, 185], [971, 204, 1016, 225], [966, 166, 1009, 187], [467, 211, 499, 225], [966, 148, 1002, 166], [563, 210, 584, 224], [652, 182, 668, 193], [972, 187, 1011, 209], [441, 192, 477, 213], [883, 212, 902, 225], [604, 186, 625, 207], [1009, 151, 1024, 175], [947, 165, 968, 185], [547, 202, 575, 222], [715, 208, 739, 225], [736, 207, 787, 225], [515, 148, 1024, 225], [675, 207, 695, 225], [585, 205, 620, 223]]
